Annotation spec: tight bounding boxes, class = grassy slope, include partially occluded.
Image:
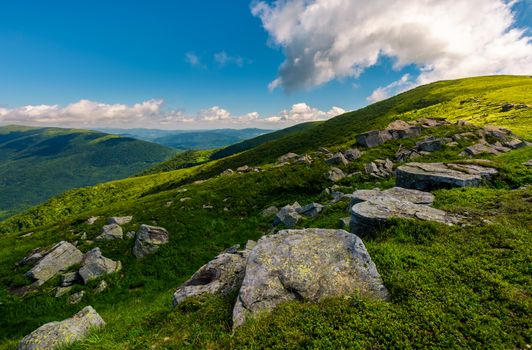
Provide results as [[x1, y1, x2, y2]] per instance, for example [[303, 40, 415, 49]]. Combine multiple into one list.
[[0, 76, 530, 349], [0, 125, 176, 219]]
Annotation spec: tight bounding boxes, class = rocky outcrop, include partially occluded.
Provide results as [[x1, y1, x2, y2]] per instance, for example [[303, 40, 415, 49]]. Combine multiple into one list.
[[18, 306, 105, 350], [96, 224, 123, 241], [349, 187, 434, 206], [273, 203, 302, 227], [326, 167, 346, 182], [26, 242, 83, 284], [173, 246, 250, 306], [396, 162, 498, 190], [78, 248, 122, 284], [232, 229, 389, 327], [350, 196, 460, 236], [364, 159, 394, 178], [133, 224, 170, 258], [107, 216, 132, 225]]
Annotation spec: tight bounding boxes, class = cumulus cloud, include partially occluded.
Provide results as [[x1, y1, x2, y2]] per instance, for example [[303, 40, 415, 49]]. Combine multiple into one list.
[[0, 100, 345, 129], [366, 74, 413, 103], [252, 0, 532, 97]]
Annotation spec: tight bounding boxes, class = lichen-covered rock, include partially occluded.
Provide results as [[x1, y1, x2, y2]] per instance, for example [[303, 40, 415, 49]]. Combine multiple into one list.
[[350, 197, 460, 235], [133, 225, 170, 258], [26, 242, 83, 284], [173, 248, 249, 306], [326, 167, 346, 182], [78, 248, 121, 284], [107, 216, 132, 225], [350, 187, 435, 206], [232, 229, 389, 327], [18, 306, 105, 350], [396, 162, 497, 190], [96, 224, 123, 241]]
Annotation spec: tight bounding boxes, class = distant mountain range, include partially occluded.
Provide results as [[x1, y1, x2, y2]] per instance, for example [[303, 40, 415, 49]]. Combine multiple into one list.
[[0, 125, 176, 219], [97, 128, 273, 150]]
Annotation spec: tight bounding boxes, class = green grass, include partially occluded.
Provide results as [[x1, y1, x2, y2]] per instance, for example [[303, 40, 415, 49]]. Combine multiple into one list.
[[0, 76, 530, 349]]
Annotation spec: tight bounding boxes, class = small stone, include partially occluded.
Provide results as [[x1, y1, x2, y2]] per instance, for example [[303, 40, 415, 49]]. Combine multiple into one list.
[[165, 201, 173, 207], [278, 153, 299, 163], [343, 148, 362, 161], [327, 167, 346, 182], [237, 165, 252, 173], [80, 232, 87, 240], [85, 216, 100, 225], [326, 152, 349, 165], [338, 217, 350, 228], [297, 203, 325, 218], [261, 206, 278, 217], [180, 197, 192, 202], [55, 286, 73, 298], [126, 231, 136, 239], [60, 272, 79, 287], [273, 203, 303, 227], [107, 216, 133, 225], [523, 160, 532, 166], [221, 168, 235, 176], [96, 224, 123, 241], [203, 205, 214, 209], [133, 225, 170, 258], [294, 154, 312, 164], [67, 291, 85, 305], [94, 280, 108, 294]]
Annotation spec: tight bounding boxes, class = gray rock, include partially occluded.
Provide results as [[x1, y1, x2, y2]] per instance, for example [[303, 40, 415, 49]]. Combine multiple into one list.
[[126, 231, 136, 239], [278, 153, 299, 163], [16, 248, 47, 267], [297, 203, 325, 218], [133, 224, 170, 258], [350, 197, 460, 235], [419, 118, 448, 128], [96, 224, 123, 241], [261, 206, 278, 218], [326, 167, 346, 182], [60, 272, 79, 287], [317, 147, 333, 157], [504, 138, 528, 149], [232, 229, 389, 327], [386, 120, 422, 139], [356, 130, 393, 148], [237, 165, 252, 173], [350, 187, 434, 207], [18, 306, 105, 350], [396, 162, 498, 190], [343, 148, 362, 161], [107, 216, 132, 225], [326, 152, 349, 165], [273, 203, 302, 227], [54, 286, 73, 298], [94, 280, 108, 294], [26, 242, 83, 284], [78, 248, 121, 284], [416, 138, 448, 152], [501, 103, 514, 112], [523, 160, 532, 166], [338, 217, 351, 228], [85, 216, 99, 225], [365, 159, 394, 178], [221, 168, 235, 176], [295, 154, 312, 164], [67, 291, 85, 305], [173, 248, 249, 306], [460, 143, 501, 156]]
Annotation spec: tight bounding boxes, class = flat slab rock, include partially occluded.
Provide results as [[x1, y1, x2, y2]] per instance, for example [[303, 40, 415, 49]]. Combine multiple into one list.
[[350, 187, 435, 206], [173, 245, 251, 306], [25, 242, 83, 284], [350, 197, 460, 236], [232, 229, 389, 327], [396, 162, 497, 190], [18, 306, 105, 350]]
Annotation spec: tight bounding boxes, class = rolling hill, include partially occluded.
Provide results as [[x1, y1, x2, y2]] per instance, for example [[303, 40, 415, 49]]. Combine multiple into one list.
[[0, 125, 176, 220], [0, 76, 530, 349]]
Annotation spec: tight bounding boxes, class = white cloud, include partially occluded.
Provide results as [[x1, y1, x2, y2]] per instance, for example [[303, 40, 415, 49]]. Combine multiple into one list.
[[252, 0, 532, 96], [0, 100, 345, 129], [366, 74, 413, 103], [214, 51, 250, 67], [185, 52, 204, 68]]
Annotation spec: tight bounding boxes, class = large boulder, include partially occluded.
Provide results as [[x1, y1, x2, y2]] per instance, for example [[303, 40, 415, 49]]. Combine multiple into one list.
[[350, 187, 434, 206], [18, 306, 105, 350], [173, 247, 249, 306], [96, 224, 123, 241], [386, 120, 422, 139], [232, 229, 389, 327], [396, 162, 498, 190], [356, 130, 393, 148], [26, 242, 83, 284], [133, 225, 170, 258], [78, 248, 122, 284], [349, 197, 460, 236]]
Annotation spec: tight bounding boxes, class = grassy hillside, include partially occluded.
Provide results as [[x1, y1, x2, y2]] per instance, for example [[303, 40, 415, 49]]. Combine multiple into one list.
[[0, 125, 176, 219], [0, 76, 530, 349]]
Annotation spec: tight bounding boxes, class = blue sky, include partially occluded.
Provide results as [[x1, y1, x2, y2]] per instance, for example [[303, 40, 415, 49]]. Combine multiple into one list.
[[0, 0, 531, 129]]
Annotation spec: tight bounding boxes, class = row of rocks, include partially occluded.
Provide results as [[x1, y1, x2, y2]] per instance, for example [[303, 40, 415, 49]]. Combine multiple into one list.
[[173, 228, 389, 328], [221, 165, 262, 176], [364, 158, 394, 178], [325, 148, 361, 165], [277, 152, 313, 165]]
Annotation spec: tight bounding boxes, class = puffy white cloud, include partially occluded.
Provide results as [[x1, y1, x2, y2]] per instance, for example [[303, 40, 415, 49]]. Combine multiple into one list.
[[367, 74, 413, 103], [0, 99, 344, 129], [252, 0, 532, 96]]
